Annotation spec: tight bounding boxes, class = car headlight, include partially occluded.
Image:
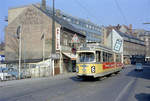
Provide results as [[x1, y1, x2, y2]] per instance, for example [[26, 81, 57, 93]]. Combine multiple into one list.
[[76, 66, 79, 73], [91, 66, 95, 73]]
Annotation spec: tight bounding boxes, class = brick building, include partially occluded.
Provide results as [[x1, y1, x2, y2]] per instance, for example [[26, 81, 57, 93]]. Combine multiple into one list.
[[5, 1, 86, 75], [139, 31, 150, 62], [102, 25, 145, 64]]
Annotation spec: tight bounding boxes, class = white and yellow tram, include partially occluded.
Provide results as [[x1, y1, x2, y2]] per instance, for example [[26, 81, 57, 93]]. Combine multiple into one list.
[[76, 44, 123, 78]]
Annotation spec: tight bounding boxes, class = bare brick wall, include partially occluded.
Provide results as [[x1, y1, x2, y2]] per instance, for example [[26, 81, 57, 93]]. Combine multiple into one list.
[[123, 41, 145, 56], [5, 6, 55, 61], [5, 5, 85, 62]]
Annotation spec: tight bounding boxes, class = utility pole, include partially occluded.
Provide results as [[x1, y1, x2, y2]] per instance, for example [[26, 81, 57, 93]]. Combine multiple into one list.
[[42, 33, 45, 61], [51, 0, 55, 76], [52, 0, 55, 54], [17, 25, 21, 79]]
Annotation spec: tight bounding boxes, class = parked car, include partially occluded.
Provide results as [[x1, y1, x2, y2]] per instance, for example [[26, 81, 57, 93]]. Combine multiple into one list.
[[0, 68, 13, 81], [7, 68, 20, 79], [0, 67, 31, 81], [135, 63, 143, 71], [8, 68, 31, 79]]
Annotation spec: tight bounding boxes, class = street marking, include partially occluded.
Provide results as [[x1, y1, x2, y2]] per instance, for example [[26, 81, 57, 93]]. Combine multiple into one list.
[[115, 80, 134, 101]]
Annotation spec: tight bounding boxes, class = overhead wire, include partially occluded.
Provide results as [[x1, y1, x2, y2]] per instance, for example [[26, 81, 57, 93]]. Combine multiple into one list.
[[114, 0, 128, 24], [72, 0, 103, 25]]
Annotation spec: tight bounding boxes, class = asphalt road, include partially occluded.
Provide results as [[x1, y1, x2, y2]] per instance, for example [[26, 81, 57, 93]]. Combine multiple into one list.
[[0, 65, 150, 101]]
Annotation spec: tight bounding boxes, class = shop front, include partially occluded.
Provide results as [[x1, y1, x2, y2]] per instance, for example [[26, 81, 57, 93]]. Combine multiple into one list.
[[62, 52, 76, 73]]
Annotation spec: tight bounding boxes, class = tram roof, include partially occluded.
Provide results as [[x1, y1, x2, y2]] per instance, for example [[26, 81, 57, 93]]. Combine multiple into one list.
[[78, 43, 113, 52]]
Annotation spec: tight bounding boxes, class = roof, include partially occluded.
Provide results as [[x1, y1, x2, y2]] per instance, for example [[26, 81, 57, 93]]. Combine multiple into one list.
[[62, 52, 76, 60], [115, 30, 145, 45], [33, 5, 86, 37], [140, 31, 150, 37], [79, 42, 113, 52]]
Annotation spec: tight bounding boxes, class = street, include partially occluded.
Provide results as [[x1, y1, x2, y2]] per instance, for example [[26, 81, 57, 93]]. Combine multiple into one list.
[[0, 65, 150, 101]]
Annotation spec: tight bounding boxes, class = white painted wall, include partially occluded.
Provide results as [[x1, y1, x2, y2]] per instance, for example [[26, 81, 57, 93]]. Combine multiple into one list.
[[112, 29, 123, 53]]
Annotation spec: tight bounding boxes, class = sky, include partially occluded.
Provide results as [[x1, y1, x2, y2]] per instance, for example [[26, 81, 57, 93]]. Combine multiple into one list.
[[0, 0, 150, 43]]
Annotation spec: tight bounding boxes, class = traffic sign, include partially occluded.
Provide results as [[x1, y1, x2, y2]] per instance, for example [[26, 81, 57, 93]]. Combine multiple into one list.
[[71, 34, 80, 43]]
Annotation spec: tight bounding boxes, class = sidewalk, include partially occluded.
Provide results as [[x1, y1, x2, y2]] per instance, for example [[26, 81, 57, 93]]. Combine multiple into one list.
[[0, 72, 76, 87]]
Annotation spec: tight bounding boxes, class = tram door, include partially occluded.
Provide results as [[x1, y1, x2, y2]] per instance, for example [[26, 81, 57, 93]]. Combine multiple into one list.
[[72, 60, 76, 72]]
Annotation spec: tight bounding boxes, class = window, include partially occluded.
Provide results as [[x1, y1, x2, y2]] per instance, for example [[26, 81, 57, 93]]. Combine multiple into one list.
[[96, 51, 101, 62], [103, 52, 107, 62], [67, 18, 71, 22], [63, 39, 68, 46], [89, 25, 92, 29], [108, 53, 113, 62], [103, 52, 113, 62], [86, 24, 89, 28], [63, 17, 66, 20], [79, 52, 95, 62], [76, 21, 79, 24]]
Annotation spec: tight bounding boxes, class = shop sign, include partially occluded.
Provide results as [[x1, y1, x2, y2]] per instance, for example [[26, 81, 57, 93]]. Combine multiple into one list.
[[56, 27, 61, 50]]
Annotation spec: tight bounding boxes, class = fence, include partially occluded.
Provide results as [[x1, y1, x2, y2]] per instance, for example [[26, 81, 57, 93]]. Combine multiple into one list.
[[5, 59, 53, 78]]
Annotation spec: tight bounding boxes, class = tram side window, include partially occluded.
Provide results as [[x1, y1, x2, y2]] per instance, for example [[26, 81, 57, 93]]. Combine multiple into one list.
[[96, 51, 101, 62], [103, 52, 107, 62], [103, 52, 113, 62], [116, 54, 121, 62], [108, 53, 113, 62]]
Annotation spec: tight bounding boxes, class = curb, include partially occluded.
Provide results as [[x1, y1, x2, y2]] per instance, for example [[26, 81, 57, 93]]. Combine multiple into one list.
[[0, 73, 76, 87]]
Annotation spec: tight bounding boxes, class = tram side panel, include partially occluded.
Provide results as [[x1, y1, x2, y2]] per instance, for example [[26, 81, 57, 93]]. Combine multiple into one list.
[[76, 62, 122, 78]]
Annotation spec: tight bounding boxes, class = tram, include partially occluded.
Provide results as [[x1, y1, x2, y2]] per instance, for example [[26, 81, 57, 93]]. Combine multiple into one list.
[[76, 44, 123, 78]]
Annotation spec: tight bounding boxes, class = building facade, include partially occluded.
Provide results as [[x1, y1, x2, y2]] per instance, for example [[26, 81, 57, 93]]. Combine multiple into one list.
[[103, 25, 145, 64], [139, 31, 150, 62], [5, 2, 86, 75]]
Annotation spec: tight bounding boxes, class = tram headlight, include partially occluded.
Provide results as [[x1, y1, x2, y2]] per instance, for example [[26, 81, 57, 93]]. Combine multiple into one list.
[[76, 66, 79, 73], [91, 66, 95, 73]]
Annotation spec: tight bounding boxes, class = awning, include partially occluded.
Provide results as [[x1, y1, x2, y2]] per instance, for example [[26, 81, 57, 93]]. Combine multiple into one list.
[[62, 52, 76, 60]]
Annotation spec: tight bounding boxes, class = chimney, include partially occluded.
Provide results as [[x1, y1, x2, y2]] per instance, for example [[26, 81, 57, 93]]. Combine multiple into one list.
[[116, 24, 121, 30], [42, 0, 46, 10], [129, 24, 132, 33], [56, 9, 61, 17]]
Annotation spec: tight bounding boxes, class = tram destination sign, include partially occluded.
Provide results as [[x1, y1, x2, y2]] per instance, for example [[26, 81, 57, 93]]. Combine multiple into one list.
[[80, 47, 90, 50]]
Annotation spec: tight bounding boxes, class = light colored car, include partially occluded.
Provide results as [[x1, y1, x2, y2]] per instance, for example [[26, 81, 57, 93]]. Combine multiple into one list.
[[0, 68, 12, 81], [135, 63, 143, 71]]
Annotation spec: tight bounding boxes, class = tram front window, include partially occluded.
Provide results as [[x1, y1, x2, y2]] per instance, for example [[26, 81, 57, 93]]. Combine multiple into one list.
[[79, 52, 95, 62]]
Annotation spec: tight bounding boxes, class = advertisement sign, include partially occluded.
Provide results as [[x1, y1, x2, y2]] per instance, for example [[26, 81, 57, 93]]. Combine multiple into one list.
[[56, 27, 61, 50], [112, 29, 123, 53], [114, 39, 122, 51]]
